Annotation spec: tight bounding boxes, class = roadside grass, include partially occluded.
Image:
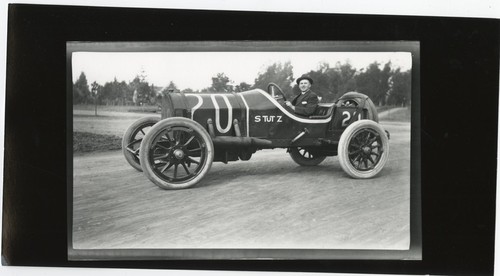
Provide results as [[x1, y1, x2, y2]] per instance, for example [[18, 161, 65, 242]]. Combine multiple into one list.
[[73, 104, 159, 113], [73, 131, 122, 154], [380, 107, 411, 122], [376, 105, 395, 114]]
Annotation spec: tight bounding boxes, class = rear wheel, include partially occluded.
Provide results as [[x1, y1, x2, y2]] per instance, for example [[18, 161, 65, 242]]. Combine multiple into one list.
[[338, 120, 389, 178], [122, 116, 160, 171], [139, 117, 214, 190], [289, 147, 327, 166]]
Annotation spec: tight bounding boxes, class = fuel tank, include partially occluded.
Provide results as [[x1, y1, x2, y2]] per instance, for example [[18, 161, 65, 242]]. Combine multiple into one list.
[[161, 90, 254, 137]]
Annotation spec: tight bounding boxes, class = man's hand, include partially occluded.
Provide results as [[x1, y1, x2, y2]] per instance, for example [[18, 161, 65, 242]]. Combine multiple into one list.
[[284, 101, 295, 111]]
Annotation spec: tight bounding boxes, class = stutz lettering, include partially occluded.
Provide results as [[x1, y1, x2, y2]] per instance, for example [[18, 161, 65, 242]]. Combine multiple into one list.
[[254, 115, 283, 123]]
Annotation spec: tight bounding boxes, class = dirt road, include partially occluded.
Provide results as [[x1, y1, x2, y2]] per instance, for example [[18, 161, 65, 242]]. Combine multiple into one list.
[[72, 119, 411, 251]]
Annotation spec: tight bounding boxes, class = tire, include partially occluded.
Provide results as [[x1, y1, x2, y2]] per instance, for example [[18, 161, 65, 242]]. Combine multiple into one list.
[[338, 120, 389, 178], [289, 147, 326, 166], [139, 117, 214, 190], [122, 116, 160, 171]]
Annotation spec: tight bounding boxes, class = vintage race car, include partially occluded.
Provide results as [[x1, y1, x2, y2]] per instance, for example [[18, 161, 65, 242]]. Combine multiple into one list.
[[122, 83, 389, 189]]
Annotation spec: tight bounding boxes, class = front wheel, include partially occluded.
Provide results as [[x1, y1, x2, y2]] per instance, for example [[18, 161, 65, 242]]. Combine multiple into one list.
[[139, 117, 214, 190], [289, 147, 327, 166], [338, 120, 389, 178]]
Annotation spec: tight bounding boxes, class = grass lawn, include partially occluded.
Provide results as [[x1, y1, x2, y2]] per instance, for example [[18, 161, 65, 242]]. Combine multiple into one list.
[[376, 105, 399, 113], [380, 107, 411, 122], [73, 132, 122, 154]]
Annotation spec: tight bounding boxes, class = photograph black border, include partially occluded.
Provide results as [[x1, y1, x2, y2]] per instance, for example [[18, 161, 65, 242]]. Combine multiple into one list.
[[3, 4, 499, 275]]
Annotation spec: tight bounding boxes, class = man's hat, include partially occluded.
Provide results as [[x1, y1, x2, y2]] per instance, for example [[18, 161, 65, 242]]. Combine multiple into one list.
[[296, 75, 313, 85]]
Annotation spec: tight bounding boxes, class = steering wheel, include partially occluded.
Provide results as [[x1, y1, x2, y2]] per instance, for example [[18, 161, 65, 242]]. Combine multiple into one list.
[[266, 83, 287, 104]]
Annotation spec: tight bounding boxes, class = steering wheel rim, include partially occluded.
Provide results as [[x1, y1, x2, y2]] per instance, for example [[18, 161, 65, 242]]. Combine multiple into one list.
[[266, 83, 287, 103]]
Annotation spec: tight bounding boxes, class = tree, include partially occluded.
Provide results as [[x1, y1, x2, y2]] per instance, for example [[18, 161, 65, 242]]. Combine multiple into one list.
[[181, 88, 195, 93], [234, 82, 251, 92], [354, 61, 392, 105], [100, 78, 130, 105], [90, 81, 102, 115], [356, 62, 391, 105], [129, 75, 153, 105], [73, 72, 91, 104], [150, 83, 159, 105], [337, 62, 357, 95], [165, 81, 178, 92], [210, 73, 232, 92], [253, 61, 294, 98], [377, 62, 393, 106], [387, 69, 411, 106], [121, 80, 133, 105]]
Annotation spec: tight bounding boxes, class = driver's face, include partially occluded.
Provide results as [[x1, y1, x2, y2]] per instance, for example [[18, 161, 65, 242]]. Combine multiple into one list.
[[299, 80, 311, 92]]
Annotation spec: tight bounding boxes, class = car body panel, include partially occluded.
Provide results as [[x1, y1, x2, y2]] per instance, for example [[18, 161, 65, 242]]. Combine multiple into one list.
[[161, 89, 379, 149]]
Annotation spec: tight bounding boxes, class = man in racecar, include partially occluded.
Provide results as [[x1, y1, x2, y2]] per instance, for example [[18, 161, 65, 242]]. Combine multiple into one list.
[[285, 75, 319, 116]]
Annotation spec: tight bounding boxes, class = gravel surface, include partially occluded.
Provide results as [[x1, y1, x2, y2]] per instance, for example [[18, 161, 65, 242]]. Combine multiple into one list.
[[72, 114, 411, 251]]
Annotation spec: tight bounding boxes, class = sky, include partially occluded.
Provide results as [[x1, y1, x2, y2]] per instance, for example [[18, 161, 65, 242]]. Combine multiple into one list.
[[72, 51, 412, 91]]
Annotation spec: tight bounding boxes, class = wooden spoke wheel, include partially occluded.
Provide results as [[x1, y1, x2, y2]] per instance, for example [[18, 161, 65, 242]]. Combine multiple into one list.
[[338, 120, 389, 178], [140, 118, 214, 189], [122, 116, 160, 171], [289, 147, 326, 166]]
